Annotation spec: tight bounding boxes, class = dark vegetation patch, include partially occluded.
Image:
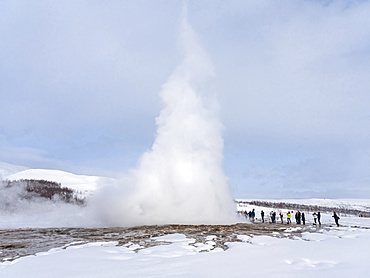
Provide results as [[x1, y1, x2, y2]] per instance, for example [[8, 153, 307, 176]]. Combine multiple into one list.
[[1, 179, 85, 205]]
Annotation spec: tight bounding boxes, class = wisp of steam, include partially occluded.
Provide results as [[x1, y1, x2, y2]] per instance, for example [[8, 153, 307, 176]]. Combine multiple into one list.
[[97, 13, 236, 226]]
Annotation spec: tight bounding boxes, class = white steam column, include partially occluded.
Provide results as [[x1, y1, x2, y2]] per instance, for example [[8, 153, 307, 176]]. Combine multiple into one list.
[[98, 13, 236, 226]]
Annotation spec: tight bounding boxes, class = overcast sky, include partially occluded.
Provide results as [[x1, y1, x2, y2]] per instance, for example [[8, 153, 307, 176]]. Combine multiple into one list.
[[1, 0, 370, 198]]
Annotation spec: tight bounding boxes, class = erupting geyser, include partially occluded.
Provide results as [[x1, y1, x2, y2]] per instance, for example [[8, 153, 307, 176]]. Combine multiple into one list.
[[98, 13, 236, 226]]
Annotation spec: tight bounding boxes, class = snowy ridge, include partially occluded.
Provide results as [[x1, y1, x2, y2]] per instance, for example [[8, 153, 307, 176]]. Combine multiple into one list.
[[5, 169, 105, 194]]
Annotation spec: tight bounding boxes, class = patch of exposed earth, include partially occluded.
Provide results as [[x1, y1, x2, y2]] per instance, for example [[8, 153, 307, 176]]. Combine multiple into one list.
[[0, 223, 333, 262]]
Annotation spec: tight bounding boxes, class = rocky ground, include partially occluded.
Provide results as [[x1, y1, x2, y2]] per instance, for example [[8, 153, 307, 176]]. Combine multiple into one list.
[[0, 223, 325, 262]]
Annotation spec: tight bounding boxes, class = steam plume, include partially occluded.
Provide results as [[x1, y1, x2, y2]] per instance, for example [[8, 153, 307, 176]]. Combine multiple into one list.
[[97, 12, 236, 226]]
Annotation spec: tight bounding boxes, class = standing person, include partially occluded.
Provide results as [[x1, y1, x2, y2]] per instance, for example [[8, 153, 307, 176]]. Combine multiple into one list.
[[280, 213, 283, 224], [317, 211, 321, 226], [287, 211, 292, 224], [312, 212, 317, 225], [270, 211, 273, 223], [261, 210, 265, 223], [296, 211, 301, 224], [251, 209, 255, 222], [294, 212, 297, 224], [301, 212, 306, 225], [333, 212, 340, 227]]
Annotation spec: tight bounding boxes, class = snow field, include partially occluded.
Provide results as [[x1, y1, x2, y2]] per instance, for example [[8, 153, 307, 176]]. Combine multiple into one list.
[[1, 221, 370, 277]]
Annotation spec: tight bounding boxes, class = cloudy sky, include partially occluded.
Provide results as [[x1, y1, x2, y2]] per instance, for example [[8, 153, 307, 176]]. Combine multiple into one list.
[[1, 0, 370, 198]]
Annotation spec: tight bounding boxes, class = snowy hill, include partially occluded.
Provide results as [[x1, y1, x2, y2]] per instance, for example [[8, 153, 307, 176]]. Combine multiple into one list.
[[0, 164, 114, 229], [5, 168, 105, 194]]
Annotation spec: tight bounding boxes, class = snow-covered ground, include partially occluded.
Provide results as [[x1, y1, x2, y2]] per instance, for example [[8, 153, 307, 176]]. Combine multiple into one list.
[[1, 163, 370, 277], [1, 219, 370, 277]]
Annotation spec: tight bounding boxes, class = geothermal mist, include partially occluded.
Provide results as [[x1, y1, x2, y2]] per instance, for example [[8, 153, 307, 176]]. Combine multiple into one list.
[[97, 15, 236, 226]]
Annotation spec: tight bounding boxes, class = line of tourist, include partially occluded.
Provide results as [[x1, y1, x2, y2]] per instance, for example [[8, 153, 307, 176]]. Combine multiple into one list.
[[241, 209, 340, 227], [243, 209, 256, 222]]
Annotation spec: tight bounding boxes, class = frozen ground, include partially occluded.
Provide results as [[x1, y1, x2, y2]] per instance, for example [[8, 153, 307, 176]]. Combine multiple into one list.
[[1, 212, 370, 277]]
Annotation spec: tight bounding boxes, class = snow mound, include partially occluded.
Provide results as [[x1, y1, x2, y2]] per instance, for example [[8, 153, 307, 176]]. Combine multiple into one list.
[[5, 169, 102, 194]]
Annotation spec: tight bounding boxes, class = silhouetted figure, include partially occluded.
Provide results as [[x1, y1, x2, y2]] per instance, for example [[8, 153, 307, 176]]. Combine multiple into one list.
[[261, 210, 265, 223], [270, 211, 276, 223], [317, 211, 321, 226], [280, 213, 283, 224], [301, 212, 305, 225], [333, 212, 340, 227], [296, 211, 301, 224]]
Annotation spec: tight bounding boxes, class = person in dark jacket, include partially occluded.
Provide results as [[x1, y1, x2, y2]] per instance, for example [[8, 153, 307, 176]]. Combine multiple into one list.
[[271, 211, 276, 223], [301, 212, 305, 225], [261, 210, 265, 223], [317, 211, 321, 226], [296, 211, 301, 224], [333, 212, 340, 227], [295, 212, 298, 224]]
